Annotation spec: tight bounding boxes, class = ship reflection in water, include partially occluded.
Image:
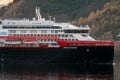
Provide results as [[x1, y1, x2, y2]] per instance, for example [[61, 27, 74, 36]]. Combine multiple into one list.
[[0, 63, 113, 80]]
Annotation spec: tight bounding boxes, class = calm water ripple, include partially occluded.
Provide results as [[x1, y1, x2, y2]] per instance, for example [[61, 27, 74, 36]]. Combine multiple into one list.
[[0, 63, 113, 80]]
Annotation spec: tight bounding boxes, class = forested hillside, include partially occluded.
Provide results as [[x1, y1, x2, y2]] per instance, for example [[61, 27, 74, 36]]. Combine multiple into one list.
[[0, 0, 109, 21]]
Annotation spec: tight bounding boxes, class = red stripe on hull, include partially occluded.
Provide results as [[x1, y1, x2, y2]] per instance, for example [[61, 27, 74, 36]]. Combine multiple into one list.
[[0, 36, 58, 39], [56, 40, 114, 46]]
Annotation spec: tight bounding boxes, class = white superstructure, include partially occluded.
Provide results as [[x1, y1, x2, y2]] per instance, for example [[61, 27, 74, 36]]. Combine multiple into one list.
[[0, 7, 94, 47]]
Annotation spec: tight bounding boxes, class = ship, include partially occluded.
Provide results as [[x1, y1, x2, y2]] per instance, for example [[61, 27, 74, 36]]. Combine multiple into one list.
[[0, 7, 114, 68]]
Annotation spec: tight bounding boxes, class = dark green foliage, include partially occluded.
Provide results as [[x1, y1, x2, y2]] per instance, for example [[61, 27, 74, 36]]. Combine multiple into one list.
[[76, 0, 120, 40], [0, 0, 109, 21]]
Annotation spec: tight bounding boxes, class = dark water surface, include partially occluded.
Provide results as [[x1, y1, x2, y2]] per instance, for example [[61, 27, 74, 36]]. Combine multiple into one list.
[[0, 46, 114, 79], [0, 63, 113, 80]]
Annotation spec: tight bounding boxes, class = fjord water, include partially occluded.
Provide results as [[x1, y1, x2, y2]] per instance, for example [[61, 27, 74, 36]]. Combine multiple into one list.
[[0, 46, 114, 80], [0, 63, 113, 80]]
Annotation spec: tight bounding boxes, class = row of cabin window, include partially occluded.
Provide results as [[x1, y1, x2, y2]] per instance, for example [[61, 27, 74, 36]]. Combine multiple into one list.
[[38, 39, 76, 41], [8, 30, 89, 34], [37, 39, 76, 41], [8, 30, 63, 33], [9, 34, 73, 37], [4, 44, 42, 47], [64, 30, 89, 33], [3, 26, 62, 29], [6, 39, 55, 42], [5, 38, 76, 41]]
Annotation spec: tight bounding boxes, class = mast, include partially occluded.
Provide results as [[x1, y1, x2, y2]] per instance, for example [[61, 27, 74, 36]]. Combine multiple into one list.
[[35, 7, 43, 21]]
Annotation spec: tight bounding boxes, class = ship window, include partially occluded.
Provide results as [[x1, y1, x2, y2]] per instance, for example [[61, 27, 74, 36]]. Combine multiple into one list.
[[12, 22, 15, 24], [65, 35, 68, 37], [62, 35, 64, 37], [81, 30, 88, 33], [23, 30, 26, 33], [44, 39, 46, 42], [44, 30, 47, 33], [31, 30, 33, 33], [8, 30, 10, 33], [34, 30, 37, 33], [51, 30, 54, 33], [60, 30, 63, 32], [58, 34, 60, 37], [40, 31, 43, 33], [55, 31, 58, 33], [82, 35, 87, 37], [31, 30, 35, 33], [7, 22, 10, 24], [38, 30, 41, 33], [10, 30, 16, 33], [48, 39, 50, 41], [21, 30, 26, 33]]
